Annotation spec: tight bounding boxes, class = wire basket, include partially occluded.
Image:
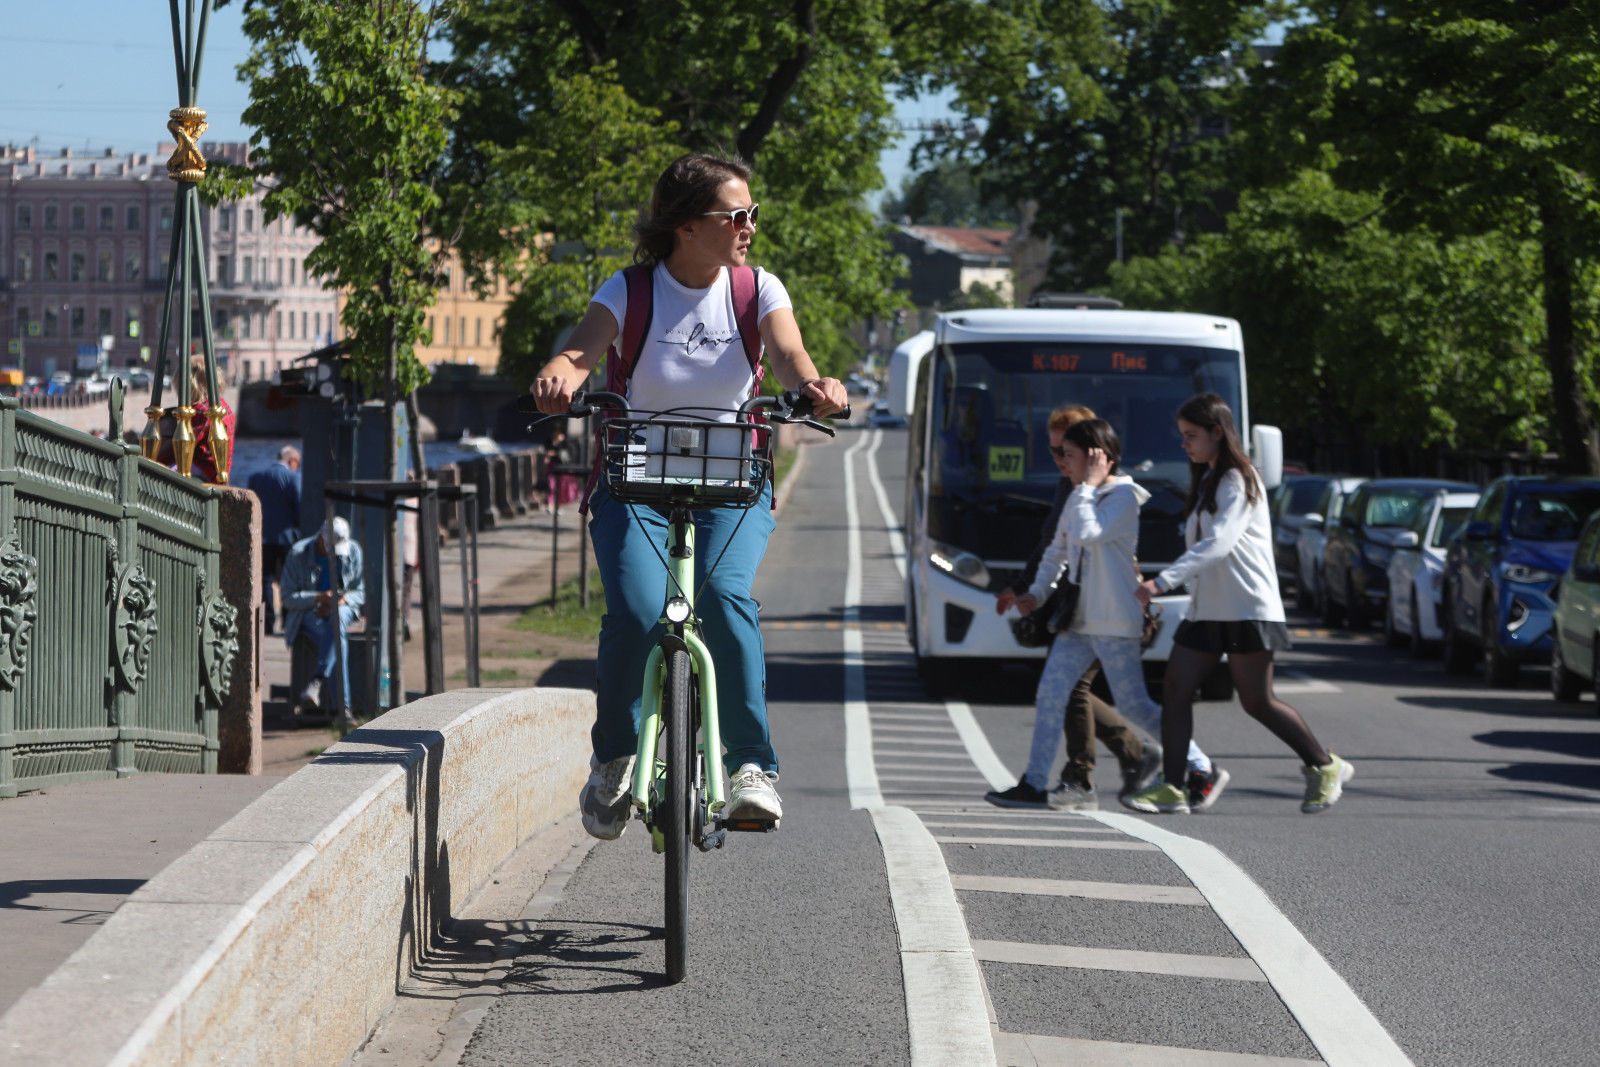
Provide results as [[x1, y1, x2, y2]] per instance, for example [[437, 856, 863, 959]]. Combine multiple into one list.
[[597, 413, 774, 508]]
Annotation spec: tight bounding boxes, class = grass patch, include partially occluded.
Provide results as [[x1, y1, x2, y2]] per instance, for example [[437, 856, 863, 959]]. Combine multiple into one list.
[[513, 567, 606, 639], [773, 441, 798, 490]]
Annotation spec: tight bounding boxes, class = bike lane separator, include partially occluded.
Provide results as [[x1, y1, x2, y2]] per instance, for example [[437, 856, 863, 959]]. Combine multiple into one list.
[[843, 428, 997, 1067], [1087, 811, 1414, 1067]]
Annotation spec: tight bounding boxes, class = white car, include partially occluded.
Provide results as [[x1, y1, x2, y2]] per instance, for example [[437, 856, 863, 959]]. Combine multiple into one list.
[[1384, 489, 1481, 653], [1293, 477, 1366, 613]]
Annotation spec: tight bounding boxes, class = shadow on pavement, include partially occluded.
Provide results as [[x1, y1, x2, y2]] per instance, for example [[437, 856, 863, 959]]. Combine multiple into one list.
[[503, 920, 669, 994], [0, 878, 145, 919], [538, 658, 597, 690], [1398, 694, 1592, 719]]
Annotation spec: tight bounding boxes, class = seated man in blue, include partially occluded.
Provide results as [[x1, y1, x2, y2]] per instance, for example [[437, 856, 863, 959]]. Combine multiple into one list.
[[281, 517, 365, 715]]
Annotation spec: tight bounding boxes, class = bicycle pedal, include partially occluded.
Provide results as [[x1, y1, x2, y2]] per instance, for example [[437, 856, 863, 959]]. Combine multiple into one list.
[[723, 817, 779, 833], [696, 829, 727, 852]]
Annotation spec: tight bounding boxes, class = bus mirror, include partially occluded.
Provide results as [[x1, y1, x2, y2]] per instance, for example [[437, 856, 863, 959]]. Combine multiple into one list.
[[1252, 425, 1283, 490]]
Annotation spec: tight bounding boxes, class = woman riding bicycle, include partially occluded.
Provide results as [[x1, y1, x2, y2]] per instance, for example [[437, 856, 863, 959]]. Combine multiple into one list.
[[529, 153, 848, 840]]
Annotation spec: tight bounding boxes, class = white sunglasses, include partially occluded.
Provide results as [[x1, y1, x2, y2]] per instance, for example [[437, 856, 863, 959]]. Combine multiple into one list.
[[703, 204, 760, 229]]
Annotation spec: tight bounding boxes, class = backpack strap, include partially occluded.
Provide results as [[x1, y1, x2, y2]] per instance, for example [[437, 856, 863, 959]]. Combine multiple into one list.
[[581, 263, 655, 515], [730, 264, 763, 386]]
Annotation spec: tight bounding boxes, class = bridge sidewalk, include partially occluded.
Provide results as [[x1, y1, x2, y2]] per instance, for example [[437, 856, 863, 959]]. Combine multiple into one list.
[[0, 501, 591, 1017]]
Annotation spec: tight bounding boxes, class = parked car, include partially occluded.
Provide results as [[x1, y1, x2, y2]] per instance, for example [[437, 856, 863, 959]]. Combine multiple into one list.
[[1549, 511, 1600, 707], [1271, 474, 1334, 594], [1322, 478, 1476, 628], [868, 399, 906, 428], [1294, 477, 1367, 613], [1441, 475, 1600, 685], [1384, 489, 1481, 654]]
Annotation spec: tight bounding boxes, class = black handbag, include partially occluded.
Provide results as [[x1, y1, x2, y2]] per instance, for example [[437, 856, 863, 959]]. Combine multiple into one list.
[[1009, 585, 1063, 648]]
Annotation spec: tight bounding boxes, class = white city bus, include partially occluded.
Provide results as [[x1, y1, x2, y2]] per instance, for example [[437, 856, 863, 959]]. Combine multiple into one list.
[[889, 308, 1282, 690]]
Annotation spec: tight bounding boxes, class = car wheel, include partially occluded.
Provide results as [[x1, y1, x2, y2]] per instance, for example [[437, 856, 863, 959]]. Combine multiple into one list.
[[1482, 598, 1519, 687], [1344, 571, 1366, 629], [1408, 592, 1431, 659], [1551, 634, 1584, 703], [1441, 591, 1476, 675]]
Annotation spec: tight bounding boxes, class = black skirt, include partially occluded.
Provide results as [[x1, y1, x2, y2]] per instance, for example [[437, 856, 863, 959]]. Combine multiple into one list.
[[1173, 618, 1292, 654]]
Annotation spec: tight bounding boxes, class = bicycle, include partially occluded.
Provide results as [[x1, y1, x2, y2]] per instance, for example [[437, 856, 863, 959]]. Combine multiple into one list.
[[526, 387, 844, 982]]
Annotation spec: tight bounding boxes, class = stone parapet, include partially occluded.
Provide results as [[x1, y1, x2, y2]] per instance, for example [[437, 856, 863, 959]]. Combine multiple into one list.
[[0, 687, 594, 1066], [215, 487, 263, 775]]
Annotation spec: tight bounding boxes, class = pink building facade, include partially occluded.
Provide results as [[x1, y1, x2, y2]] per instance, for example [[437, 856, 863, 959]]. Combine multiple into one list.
[[0, 142, 338, 383]]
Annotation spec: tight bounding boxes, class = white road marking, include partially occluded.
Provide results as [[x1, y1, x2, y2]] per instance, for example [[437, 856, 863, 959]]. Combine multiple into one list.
[[951, 874, 1206, 905], [1275, 669, 1339, 695], [864, 429, 908, 580], [923, 822, 1121, 835], [994, 1032, 1323, 1067], [934, 835, 1160, 851], [973, 940, 1265, 981], [844, 432, 996, 1067], [1090, 812, 1414, 1067], [946, 700, 1015, 790]]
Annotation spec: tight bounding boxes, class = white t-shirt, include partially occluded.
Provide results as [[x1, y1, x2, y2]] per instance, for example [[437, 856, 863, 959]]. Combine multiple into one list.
[[591, 262, 791, 420]]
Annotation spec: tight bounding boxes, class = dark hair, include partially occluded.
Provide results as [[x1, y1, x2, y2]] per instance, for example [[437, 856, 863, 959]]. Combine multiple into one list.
[[1177, 393, 1259, 517], [1062, 418, 1121, 474], [633, 153, 752, 265]]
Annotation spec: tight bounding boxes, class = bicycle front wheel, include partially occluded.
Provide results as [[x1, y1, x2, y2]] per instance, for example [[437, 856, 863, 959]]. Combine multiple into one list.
[[663, 646, 693, 983]]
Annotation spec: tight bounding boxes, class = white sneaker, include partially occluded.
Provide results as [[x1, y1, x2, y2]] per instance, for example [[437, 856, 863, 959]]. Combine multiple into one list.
[[726, 763, 782, 824], [579, 754, 636, 840], [1049, 780, 1099, 811]]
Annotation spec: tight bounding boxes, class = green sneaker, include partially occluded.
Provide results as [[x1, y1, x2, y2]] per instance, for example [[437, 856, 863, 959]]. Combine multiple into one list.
[[1302, 755, 1354, 814], [1120, 779, 1190, 814]]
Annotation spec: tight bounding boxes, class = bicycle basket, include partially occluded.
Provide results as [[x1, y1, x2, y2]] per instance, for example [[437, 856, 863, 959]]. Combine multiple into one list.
[[597, 413, 774, 508]]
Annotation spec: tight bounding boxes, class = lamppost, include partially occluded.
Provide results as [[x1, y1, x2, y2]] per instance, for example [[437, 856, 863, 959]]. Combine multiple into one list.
[[140, 0, 229, 483]]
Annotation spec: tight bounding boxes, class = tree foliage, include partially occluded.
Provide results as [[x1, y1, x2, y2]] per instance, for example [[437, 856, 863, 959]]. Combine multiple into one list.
[[210, 0, 458, 399], [880, 158, 1020, 228], [444, 0, 917, 383]]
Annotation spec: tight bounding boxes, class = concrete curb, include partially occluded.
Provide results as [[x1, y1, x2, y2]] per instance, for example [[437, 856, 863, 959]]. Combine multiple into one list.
[[0, 687, 594, 1067]]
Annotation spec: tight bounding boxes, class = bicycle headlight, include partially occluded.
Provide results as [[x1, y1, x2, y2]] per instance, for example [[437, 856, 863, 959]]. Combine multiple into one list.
[[928, 540, 991, 590], [1503, 563, 1558, 584], [665, 596, 692, 623]]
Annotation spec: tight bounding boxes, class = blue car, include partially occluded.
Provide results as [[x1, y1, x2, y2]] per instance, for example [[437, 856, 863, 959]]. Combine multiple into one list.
[[1441, 475, 1600, 685]]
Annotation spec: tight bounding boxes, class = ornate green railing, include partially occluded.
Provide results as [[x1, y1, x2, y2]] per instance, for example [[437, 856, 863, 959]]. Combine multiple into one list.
[[0, 400, 232, 796]]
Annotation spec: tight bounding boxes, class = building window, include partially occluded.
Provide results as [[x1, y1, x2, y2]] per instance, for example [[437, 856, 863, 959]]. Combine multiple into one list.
[[218, 208, 230, 232], [43, 252, 59, 281], [97, 252, 112, 282], [99, 205, 115, 231], [426, 315, 433, 338], [475, 318, 482, 346], [14, 252, 30, 282], [15, 307, 28, 336], [244, 208, 254, 232], [301, 311, 308, 338], [275, 310, 283, 337], [15, 204, 31, 230], [124, 252, 141, 282], [460, 317, 466, 345], [125, 309, 139, 338], [69, 307, 85, 337], [43, 204, 59, 230], [97, 307, 112, 336], [242, 257, 253, 284], [276, 258, 284, 285], [159, 251, 170, 280], [126, 204, 141, 230], [159, 206, 173, 231], [216, 255, 230, 285], [241, 313, 252, 339], [70, 252, 85, 282], [443, 317, 450, 344], [70, 205, 86, 231], [43, 310, 58, 337]]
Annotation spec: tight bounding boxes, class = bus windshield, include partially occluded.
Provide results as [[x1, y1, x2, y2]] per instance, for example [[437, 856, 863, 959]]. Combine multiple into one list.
[[926, 340, 1244, 565]]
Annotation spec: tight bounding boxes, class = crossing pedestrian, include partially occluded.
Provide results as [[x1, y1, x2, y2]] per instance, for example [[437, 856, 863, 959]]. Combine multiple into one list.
[[987, 418, 1219, 809], [1126, 393, 1353, 815], [994, 404, 1162, 810]]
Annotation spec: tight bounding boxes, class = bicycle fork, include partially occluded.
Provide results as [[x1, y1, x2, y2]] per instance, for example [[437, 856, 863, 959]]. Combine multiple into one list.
[[631, 515, 727, 852]]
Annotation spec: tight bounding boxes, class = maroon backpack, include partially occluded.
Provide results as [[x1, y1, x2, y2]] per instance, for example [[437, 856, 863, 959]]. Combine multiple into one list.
[[579, 263, 765, 513]]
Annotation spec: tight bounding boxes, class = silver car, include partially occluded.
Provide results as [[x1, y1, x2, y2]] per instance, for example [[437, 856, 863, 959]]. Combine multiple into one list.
[[1294, 477, 1367, 613], [1385, 489, 1481, 653]]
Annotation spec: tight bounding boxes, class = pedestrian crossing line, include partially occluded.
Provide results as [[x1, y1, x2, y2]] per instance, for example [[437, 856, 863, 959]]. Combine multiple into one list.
[[1275, 669, 1339, 695], [973, 940, 1265, 982], [923, 822, 1122, 835], [873, 739, 971, 749], [872, 751, 977, 761], [879, 773, 992, 784], [993, 1032, 1323, 1067], [871, 711, 948, 721], [951, 874, 1206, 905], [764, 619, 905, 630], [934, 835, 1160, 851], [873, 723, 961, 734]]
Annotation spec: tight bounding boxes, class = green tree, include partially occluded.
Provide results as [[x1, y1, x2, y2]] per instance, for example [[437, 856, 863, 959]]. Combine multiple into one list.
[[939, 0, 1291, 290], [1108, 171, 1551, 454], [444, 0, 912, 380], [1255, 2, 1600, 472], [212, 0, 460, 701], [880, 158, 1020, 228]]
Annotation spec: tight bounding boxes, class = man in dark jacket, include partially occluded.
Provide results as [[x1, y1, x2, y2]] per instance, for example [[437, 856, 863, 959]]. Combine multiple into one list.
[[246, 445, 301, 634]]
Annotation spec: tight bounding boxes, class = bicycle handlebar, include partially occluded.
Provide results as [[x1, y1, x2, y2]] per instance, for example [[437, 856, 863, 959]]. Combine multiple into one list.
[[516, 389, 850, 436]]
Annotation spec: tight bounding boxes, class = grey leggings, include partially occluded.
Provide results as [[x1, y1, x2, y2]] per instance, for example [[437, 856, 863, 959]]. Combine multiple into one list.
[[1161, 645, 1331, 787]]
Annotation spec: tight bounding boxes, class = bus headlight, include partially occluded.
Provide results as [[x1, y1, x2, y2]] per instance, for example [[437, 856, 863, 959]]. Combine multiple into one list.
[[928, 540, 991, 590]]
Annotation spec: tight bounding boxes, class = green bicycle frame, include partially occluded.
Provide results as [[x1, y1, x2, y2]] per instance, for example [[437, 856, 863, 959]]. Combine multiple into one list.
[[630, 518, 726, 819]]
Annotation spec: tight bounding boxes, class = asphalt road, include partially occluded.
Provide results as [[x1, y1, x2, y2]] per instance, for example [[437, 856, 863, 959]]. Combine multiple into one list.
[[462, 424, 1600, 1067]]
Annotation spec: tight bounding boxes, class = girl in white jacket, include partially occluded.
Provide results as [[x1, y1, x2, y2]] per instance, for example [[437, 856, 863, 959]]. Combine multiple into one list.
[[986, 419, 1215, 809], [1129, 394, 1352, 815]]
